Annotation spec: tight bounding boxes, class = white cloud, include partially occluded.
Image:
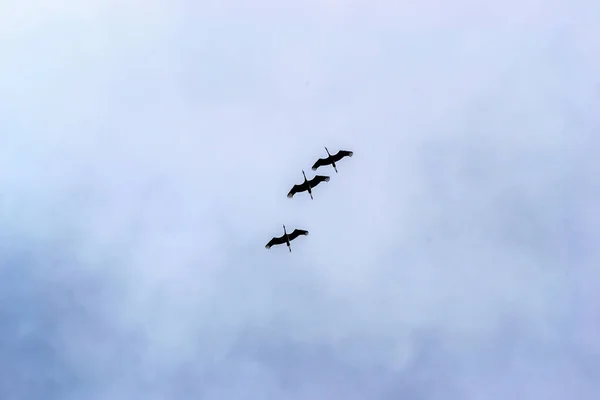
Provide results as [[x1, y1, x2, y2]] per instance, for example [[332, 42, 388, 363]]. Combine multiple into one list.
[[1, 0, 599, 398]]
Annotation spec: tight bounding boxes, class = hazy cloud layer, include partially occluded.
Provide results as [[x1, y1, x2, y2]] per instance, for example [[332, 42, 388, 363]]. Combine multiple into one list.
[[1, 1, 599, 399]]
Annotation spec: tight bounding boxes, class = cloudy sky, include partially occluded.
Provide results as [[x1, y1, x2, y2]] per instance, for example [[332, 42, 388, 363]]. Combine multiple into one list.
[[1, 0, 599, 399]]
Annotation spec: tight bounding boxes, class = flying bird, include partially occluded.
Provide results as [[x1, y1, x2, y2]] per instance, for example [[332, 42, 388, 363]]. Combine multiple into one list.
[[311, 147, 353, 173], [265, 225, 308, 252], [287, 170, 330, 199]]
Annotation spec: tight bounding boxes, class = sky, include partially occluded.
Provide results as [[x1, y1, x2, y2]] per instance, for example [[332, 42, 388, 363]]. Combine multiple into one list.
[[1, 0, 599, 399]]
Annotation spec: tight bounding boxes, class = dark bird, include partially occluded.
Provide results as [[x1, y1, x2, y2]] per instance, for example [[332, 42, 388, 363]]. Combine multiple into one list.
[[265, 224, 308, 252], [287, 170, 330, 199], [311, 147, 353, 173]]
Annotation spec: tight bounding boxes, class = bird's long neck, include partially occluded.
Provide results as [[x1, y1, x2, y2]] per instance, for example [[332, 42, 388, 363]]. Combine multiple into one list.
[[302, 171, 307, 182], [325, 147, 331, 157]]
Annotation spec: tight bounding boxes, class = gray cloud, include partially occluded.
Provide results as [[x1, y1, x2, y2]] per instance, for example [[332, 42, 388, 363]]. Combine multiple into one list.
[[1, 1, 599, 399]]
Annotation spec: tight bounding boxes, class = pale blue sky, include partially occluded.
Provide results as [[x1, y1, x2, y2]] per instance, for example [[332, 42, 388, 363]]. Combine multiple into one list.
[[1, 1, 599, 399]]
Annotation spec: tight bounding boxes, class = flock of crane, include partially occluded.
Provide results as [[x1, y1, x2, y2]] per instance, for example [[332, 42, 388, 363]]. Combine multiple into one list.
[[265, 146, 354, 253]]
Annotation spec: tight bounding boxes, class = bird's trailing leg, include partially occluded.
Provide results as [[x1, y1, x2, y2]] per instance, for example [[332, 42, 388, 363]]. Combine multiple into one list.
[[288, 244, 292, 252]]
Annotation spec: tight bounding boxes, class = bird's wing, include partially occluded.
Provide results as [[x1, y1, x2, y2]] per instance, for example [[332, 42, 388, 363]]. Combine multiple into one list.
[[288, 229, 309, 240], [265, 235, 286, 249], [310, 175, 330, 186], [332, 150, 353, 161], [311, 157, 329, 170], [287, 182, 307, 198]]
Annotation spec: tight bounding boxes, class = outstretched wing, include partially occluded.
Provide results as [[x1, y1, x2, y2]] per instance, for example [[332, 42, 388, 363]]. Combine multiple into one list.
[[288, 229, 308, 241], [332, 150, 353, 162], [309, 175, 330, 187], [311, 157, 330, 171], [265, 234, 286, 249], [287, 182, 307, 198]]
